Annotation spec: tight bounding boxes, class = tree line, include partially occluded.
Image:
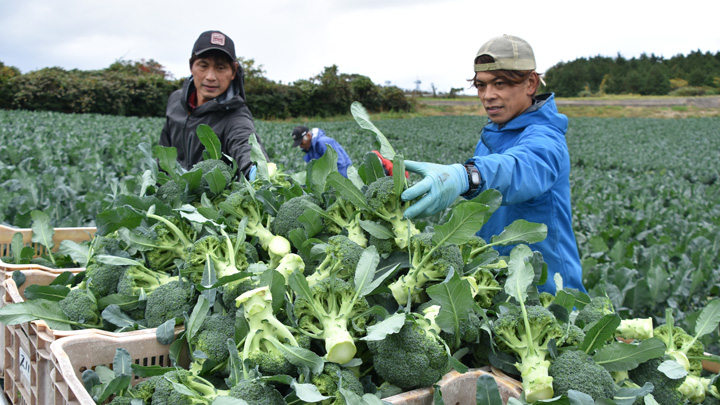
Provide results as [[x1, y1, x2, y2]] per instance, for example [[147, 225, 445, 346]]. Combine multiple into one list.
[[542, 50, 720, 97], [0, 58, 411, 119], [1, 49, 718, 118]]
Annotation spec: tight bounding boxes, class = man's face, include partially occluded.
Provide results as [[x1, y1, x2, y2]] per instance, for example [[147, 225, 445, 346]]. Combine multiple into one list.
[[299, 133, 312, 151], [474, 71, 535, 125], [191, 55, 236, 106]]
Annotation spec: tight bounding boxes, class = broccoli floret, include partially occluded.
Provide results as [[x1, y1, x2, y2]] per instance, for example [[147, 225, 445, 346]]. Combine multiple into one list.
[[58, 287, 103, 328], [116, 263, 175, 296], [310, 362, 364, 405], [271, 194, 319, 240], [362, 176, 419, 250], [463, 268, 502, 309], [83, 261, 126, 297], [227, 379, 286, 404], [628, 356, 685, 404], [151, 369, 223, 405], [236, 286, 307, 377], [128, 375, 163, 401], [306, 235, 364, 286], [368, 311, 449, 390], [653, 323, 705, 376], [459, 234, 490, 264], [128, 218, 194, 271], [107, 396, 133, 405], [548, 349, 615, 400], [188, 311, 237, 373], [368, 235, 394, 257], [293, 277, 371, 364], [145, 279, 196, 328], [560, 323, 586, 347], [388, 232, 464, 305], [219, 188, 277, 250], [492, 305, 564, 402], [191, 158, 235, 196], [575, 296, 615, 329], [183, 234, 249, 283], [156, 178, 188, 204], [324, 197, 368, 247]]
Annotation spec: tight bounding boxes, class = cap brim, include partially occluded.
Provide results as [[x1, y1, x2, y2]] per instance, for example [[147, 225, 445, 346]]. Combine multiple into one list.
[[193, 46, 235, 60], [292, 138, 302, 147]]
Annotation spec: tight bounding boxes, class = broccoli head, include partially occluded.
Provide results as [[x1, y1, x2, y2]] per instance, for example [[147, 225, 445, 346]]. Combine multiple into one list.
[[463, 268, 502, 309], [188, 311, 237, 372], [324, 197, 367, 247], [362, 176, 419, 250], [388, 232, 464, 305], [310, 362, 364, 405], [219, 188, 276, 250], [191, 158, 235, 196], [151, 369, 220, 405], [58, 287, 103, 328], [628, 356, 685, 404], [293, 277, 371, 364], [144, 279, 196, 328], [575, 296, 615, 329], [128, 375, 163, 402], [270, 194, 319, 240], [548, 349, 615, 400], [83, 261, 126, 298], [492, 305, 564, 402], [653, 323, 705, 376], [183, 234, 249, 283], [306, 235, 364, 286], [227, 379, 286, 405], [368, 311, 449, 390], [130, 218, 193, 271]]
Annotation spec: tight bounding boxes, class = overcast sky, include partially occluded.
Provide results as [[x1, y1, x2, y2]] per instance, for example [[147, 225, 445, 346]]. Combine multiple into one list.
[[2, 0, 718, 96]]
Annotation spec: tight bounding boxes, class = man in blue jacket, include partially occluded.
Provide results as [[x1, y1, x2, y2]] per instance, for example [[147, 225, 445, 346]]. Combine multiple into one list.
[[401, 35, 586, 294], [292, 126, 352, 177]]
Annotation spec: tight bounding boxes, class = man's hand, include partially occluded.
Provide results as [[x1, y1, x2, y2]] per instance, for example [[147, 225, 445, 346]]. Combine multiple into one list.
[[401, 160, 469, 219]]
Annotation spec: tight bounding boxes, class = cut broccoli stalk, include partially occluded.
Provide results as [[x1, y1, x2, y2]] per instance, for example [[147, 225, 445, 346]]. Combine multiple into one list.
[[293, 277, 370, 364], [267, 235, 291, 269], [219, 188, 278, 250], [615, 317, 654, 340], [325, 198, 368, 247], [274, 253, 305, 282], [236, 286, 304, 377]]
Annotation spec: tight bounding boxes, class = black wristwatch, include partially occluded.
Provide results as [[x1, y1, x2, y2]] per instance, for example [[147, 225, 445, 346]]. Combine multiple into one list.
[[464, 163, 483, 195]]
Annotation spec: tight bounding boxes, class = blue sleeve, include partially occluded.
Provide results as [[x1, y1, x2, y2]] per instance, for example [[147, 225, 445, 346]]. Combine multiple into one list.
[[466, 127, 568, 205]]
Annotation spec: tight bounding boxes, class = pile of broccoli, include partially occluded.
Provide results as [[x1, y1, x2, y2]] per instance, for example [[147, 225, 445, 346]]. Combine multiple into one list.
[[6, 126, 720, 405]]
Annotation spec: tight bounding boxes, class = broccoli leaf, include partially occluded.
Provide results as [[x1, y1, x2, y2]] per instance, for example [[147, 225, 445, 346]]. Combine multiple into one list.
[[152, 144, 180, 180], [30, 210, 55, 259], [691, 298, 720, 338], [355, 246, 381, 297], [11, 232, 24, 264], [196, 124, 222, 160], [361, 312, 406, 341], [291, 381, 333, 403], [433, 201, 492, 246], [488, 219, 547, 248], [361, 151, 386, 184], [580, 313, 621, 353], [306, 145, 338, 195], [351, 101, 395, 160], [592, 338, 666, 372], [249, 133, 270, 180], [476, 374, 504, 405], [59, 239, 90, 267], [504, 244, 535, 304], [326, 171, 370, 210], [265, 335, 325, 374], [0, 299, 73, 330], [427, 269, 474, 335]]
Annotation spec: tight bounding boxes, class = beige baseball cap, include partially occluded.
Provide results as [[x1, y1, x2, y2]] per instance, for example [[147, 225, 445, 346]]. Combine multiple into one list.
[[474, 34, 536, 72]]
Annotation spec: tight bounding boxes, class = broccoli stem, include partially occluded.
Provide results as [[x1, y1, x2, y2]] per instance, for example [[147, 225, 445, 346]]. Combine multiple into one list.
[[146, 213, 193, 248], [323, 318, 356, 364]]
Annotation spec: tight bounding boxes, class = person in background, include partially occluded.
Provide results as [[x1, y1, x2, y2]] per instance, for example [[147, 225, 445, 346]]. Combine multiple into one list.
[[291, 126, 352, 177], [159, 30, 268, 180], [400, 34, 586, 295]]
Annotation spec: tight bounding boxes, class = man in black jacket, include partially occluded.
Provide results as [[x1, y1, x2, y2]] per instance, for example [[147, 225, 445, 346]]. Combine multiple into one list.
[[159, 30, 268, 179]]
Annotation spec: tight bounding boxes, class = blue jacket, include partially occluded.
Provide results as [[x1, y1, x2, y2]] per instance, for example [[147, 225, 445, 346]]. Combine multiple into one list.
[[465, 93, 586, 294], [303, 129, 352, 177]]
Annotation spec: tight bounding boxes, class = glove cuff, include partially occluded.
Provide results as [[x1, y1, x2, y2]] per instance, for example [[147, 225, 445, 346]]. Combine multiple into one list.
[[450, 163, 470, 195]]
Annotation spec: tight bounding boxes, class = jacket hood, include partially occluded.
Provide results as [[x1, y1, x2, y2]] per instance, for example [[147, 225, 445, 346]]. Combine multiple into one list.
[[485, 93, 567, 135]]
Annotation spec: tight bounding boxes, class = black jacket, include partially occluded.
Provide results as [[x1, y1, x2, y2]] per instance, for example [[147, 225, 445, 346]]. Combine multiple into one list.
[[159, 69, 268, 178]]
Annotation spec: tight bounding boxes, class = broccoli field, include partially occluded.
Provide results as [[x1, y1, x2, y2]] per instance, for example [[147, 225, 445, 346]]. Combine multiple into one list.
[[1, 108, 720, 403]]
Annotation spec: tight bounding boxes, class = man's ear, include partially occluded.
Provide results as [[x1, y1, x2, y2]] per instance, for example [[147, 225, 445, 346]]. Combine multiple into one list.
[[526, 72, 540, 96]]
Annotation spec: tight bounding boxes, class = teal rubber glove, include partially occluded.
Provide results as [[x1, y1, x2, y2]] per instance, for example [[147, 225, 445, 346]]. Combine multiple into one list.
[[248, 165, 257, 181], [401, 160, 469, 219]]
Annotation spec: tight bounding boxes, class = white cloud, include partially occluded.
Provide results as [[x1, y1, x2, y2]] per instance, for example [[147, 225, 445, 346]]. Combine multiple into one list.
[[1, 0, 718, 96]]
